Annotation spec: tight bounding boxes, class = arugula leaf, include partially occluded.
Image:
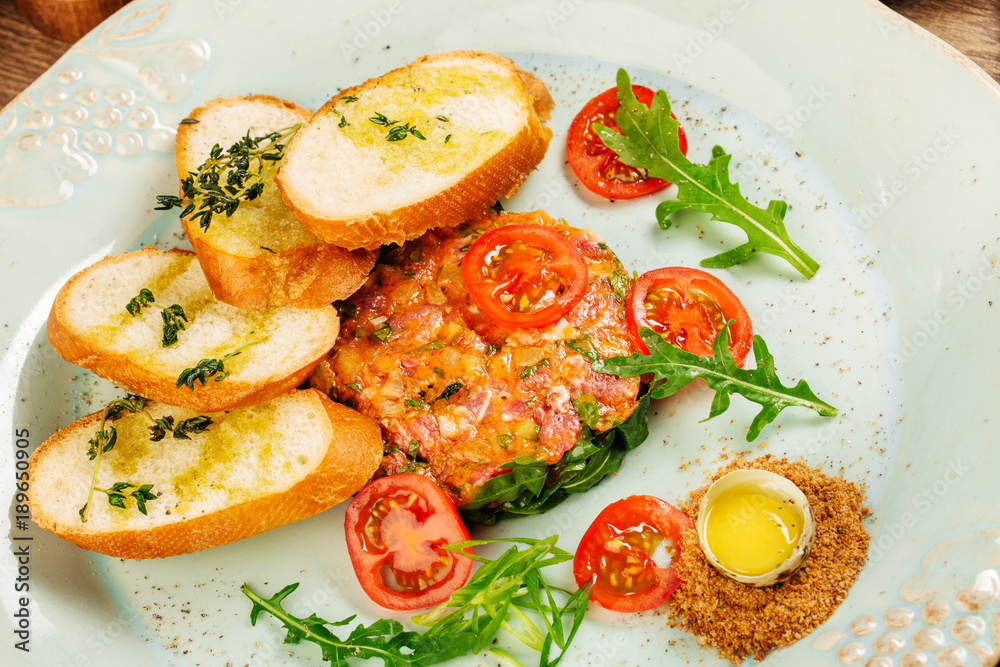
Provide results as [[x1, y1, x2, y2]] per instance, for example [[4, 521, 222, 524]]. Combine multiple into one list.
[[244, 583, 435, 666], [243, 537, 589, 667], [594, 69, 820, 279], [462, 392, 650, 523], [595, 324, 836, 441], [572, 394, 601, 429]]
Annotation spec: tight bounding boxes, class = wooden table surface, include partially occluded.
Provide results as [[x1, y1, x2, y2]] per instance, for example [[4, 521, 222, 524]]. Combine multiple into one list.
[[0, 0, 997, 107]]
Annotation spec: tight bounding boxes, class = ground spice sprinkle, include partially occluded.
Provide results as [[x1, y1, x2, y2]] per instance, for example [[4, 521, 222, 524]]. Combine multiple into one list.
[[666, 455, 870, 664]]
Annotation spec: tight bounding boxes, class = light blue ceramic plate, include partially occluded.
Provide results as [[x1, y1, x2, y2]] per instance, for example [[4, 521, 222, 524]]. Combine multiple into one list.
[[3, 1, 1000, 665]]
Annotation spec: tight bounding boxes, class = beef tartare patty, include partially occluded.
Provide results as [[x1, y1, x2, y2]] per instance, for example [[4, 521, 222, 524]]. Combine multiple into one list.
[[311, 210, 640, 506]]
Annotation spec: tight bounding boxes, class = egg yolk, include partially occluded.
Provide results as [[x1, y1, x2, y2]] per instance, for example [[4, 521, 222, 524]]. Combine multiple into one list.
[[702, 483, 804, 577]]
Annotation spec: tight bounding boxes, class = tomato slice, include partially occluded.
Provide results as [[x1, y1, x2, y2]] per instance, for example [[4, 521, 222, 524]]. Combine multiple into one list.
[[627, 266, 752, 366], [573, 495, 693, 612], [461, 223, 588, 329], [344, 474, 472, 611], [566, 85, 688, 200]]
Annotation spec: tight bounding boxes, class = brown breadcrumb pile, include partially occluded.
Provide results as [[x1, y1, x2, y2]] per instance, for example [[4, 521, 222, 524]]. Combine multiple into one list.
[[667, 455, 870, 664]]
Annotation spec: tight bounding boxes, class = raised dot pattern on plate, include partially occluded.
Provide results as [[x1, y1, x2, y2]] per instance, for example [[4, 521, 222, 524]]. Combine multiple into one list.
[[0, 3, 206, 207], [813, 530, 1000, 667]]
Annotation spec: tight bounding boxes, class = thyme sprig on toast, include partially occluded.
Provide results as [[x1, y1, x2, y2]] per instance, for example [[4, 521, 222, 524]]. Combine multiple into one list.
[[155, 124, 301, 232], [126, 288, 189, 347], [368, 111, 427, 142], [175, 336, 263, 390], [79, 393, 215, 522]]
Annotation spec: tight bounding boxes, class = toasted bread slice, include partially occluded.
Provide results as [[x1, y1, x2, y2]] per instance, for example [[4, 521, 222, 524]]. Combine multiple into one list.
[[29, 389, 383, 559], [47, 247, 340, 412], [176, 95, 376, 310], [276, 50, 554, 250]]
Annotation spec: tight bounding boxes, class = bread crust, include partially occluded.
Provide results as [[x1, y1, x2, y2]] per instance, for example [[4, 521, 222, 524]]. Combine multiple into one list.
[[177, 95, 375, 310], [46, 247, 340, 412], [29, 390, 383, 559], [182, 217, 376, 310], [275, 50, 554, 250]]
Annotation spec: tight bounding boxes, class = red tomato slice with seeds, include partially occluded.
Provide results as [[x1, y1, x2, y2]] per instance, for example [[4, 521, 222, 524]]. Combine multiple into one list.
[[566, 85, 688, 200], [573, 495, 694, 612], [627, 266, 752, 366], [461, 224, 588, 329], [344, 474, 472, 611]]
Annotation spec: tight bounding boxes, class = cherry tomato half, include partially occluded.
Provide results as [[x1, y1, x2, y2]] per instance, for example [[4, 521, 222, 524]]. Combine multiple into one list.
[[566, 85, 688, 200], [627, 266, 752, 366], [461, 223, 588, 329], [573, 495, 694, 612], [344, 474, 472, 611]]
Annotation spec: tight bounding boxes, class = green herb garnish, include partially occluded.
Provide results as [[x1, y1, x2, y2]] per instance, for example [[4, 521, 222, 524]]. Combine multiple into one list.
[[519, 358, 549, 380], [565, 336, 598, 363], [369, 111, 397, 126], [148, 415, 214, 442], [155, 124, 300, 232], [408, 340, 443, 353], [242, 536, 589, 667], [370, 322, 393, 343], [405, 398, 430, 410], [158, 304, 188, 347], [79, 393, 213, 522], [340, 95, 358, 103], [434, 381, 463, 403], [595, 323, 836, 440], [594, 69, 819, 278], [572, 394, 601, 429], [337, 302, 358, 320], [345, 381, 363, 395], [386, 122, 426, 142], [464, 393, 650, 523], [95, 482, 156, 515], [125, 289, 189, 347], [175, 336, 260, 390], [125, 288, 155, 315], [608, 268, 631, 303], [176, 358, 227, 389]]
